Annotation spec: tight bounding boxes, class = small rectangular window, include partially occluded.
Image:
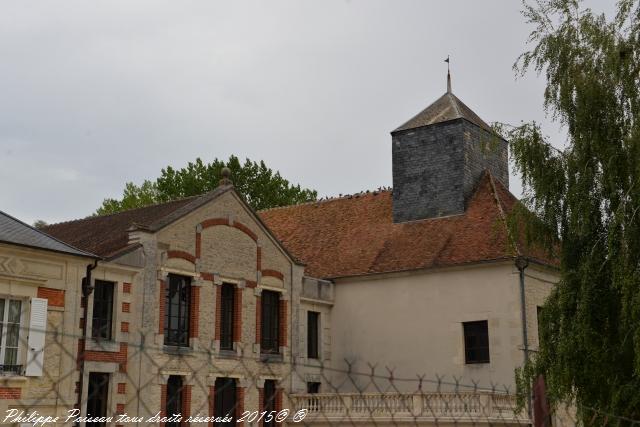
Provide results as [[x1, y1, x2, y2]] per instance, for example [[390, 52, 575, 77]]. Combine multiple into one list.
[[215, 377, 237, 426], [307, 382, 321, 393], [166, 375, 183, 427], [307, 311, 319, 359], [261, 291, 280, 354], [263, 379, 277, 427], [87, 372, 109, 427], [463, 320, 490, 364], [164, 274, 191, 347], [0, 298, 23, 373], [220, 283, 235, 351], [92, 280, 115, 340]]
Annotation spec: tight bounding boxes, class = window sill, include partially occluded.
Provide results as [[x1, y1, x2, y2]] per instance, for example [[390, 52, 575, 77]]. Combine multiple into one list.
[[217, 349, 239, 359], [86, 338, 120, 353], [163, 345, 192, 355], [260, 353, 284, 363], [0, 374, 27, 383]]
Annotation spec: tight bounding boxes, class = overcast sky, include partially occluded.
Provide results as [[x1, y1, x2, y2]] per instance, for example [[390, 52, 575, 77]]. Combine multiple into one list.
[[1, 1, 612, 225]]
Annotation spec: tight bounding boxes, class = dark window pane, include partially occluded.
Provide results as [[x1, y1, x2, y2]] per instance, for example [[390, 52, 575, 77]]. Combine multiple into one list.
[[87, 372, 109, 427], [261, 291, 280, 354], [307, 311, 319, 359], [215, 377, 237, 426], [463, 320, 490, 364], [164, 275, 191, 346], [166, 375, 183, 427], [263, 380, 277, 427], [307, 382, 321, 393], [220, 284, 235, 351], [92, 281, 114, 340]]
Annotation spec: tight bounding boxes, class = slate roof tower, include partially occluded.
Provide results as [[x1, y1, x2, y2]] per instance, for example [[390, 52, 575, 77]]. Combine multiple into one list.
[[391, 72, 509, 222]]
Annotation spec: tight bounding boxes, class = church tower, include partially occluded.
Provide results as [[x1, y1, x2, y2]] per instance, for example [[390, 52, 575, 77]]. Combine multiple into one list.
[[391, 72, 508, 222]]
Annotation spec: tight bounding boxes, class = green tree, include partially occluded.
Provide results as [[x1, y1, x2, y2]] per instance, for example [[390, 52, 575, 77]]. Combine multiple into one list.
[[505, 0, 640, 423], [96, 156, 317, 215]]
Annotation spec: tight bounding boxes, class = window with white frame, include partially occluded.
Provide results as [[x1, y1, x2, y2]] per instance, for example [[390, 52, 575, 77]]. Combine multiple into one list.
[[0, 298, 23, 374]]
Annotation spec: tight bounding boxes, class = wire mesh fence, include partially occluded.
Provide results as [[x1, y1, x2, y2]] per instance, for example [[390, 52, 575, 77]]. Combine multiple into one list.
[[1, 323, 637, 426], [0, 325, 640, 426]]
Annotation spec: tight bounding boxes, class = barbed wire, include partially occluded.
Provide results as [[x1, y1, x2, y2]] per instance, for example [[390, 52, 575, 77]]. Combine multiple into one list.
[[2, 323, 638, 426]]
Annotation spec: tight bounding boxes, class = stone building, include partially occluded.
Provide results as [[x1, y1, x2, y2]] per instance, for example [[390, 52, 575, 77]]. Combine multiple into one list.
[[22, 78, 557, 425], [0, 211, 97, 421]]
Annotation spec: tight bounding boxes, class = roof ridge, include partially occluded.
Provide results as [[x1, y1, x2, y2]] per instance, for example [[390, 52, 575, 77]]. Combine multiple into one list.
[[486, 171, 521, 256], [449, 92, 462, 117], [259, 188, 392, 213], [45, 194, 201, 228]]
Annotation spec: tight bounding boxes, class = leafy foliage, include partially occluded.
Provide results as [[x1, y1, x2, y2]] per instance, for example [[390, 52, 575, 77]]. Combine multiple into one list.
[[96, 156, 317, 215], [507, 0, 640, 423]]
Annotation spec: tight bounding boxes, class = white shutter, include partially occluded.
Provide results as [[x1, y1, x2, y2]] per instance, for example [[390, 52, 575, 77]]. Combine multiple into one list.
[[25, 297, 48, 377]]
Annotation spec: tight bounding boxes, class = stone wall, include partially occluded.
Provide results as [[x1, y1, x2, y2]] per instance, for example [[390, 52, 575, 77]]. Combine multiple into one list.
[[391, 118, 508, 222]]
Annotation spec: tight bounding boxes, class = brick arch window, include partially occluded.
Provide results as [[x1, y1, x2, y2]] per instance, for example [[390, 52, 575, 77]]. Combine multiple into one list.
[[164, 274, 191, 347], [165, 375, 183, 427], [260, 291, 280, 354], [220, 283, 235, 351]]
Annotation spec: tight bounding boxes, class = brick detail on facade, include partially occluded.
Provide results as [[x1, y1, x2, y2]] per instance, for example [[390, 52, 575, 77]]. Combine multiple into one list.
[[236, 387, 245, 427], [279, 300, 288, 348], [160, 384, 167, 427], [258, 387, 264, 415], [37, 287, 65, 307], [122, 302, 130, 313], [276, 388, 283, 418], [189, 286, 200, 338], [166, 250, 196, 264], [0, 387, 21, 399], [195, 231, 202, 259], [245, 280, 257, 288], [116, 403, 125, 415], [255, 296, 261, 344], [214, 285, 222, 341], [201, 217, 229, 229], [122, 282, 132, 294], [77, 340, 128, 372], [208, 386, 215, 427], [182, 384, 192, 422], [233, 287, 242, 343], [232, 222, 258, 242], [256, 246, 262, 271], [158, 280, 165, 335], [201, 272, 215, 282], [261, 269, 284, 280], [121, 322, 129, 333], [117, 382, 126, 394]]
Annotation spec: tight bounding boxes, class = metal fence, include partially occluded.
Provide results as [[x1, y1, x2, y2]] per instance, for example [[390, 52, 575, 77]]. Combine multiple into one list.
[[1, 324, 636, 426]]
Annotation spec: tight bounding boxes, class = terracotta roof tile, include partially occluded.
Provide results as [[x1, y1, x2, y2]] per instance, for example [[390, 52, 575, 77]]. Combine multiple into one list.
[[259, 172, 555, 279], [43, 197, 197, 258], [43, 173, 556, 274]]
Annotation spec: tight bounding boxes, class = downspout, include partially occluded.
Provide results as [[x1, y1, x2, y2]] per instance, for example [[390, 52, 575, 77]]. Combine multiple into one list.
[[515, 256, 532, 421], [76, 259, 98, 425]]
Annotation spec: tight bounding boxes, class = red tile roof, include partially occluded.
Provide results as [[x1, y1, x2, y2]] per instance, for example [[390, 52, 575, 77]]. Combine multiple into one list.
[[43, 172, 555, 276], [259, 172, 555, 279]]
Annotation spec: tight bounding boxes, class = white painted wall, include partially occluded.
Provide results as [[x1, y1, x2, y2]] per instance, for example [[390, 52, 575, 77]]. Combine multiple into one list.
[[330, 262, 528, 393]]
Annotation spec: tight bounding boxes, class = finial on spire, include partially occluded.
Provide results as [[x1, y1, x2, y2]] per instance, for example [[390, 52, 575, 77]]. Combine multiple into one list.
[[444, 55, 451, 93], [219, 166, 232, 186]]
